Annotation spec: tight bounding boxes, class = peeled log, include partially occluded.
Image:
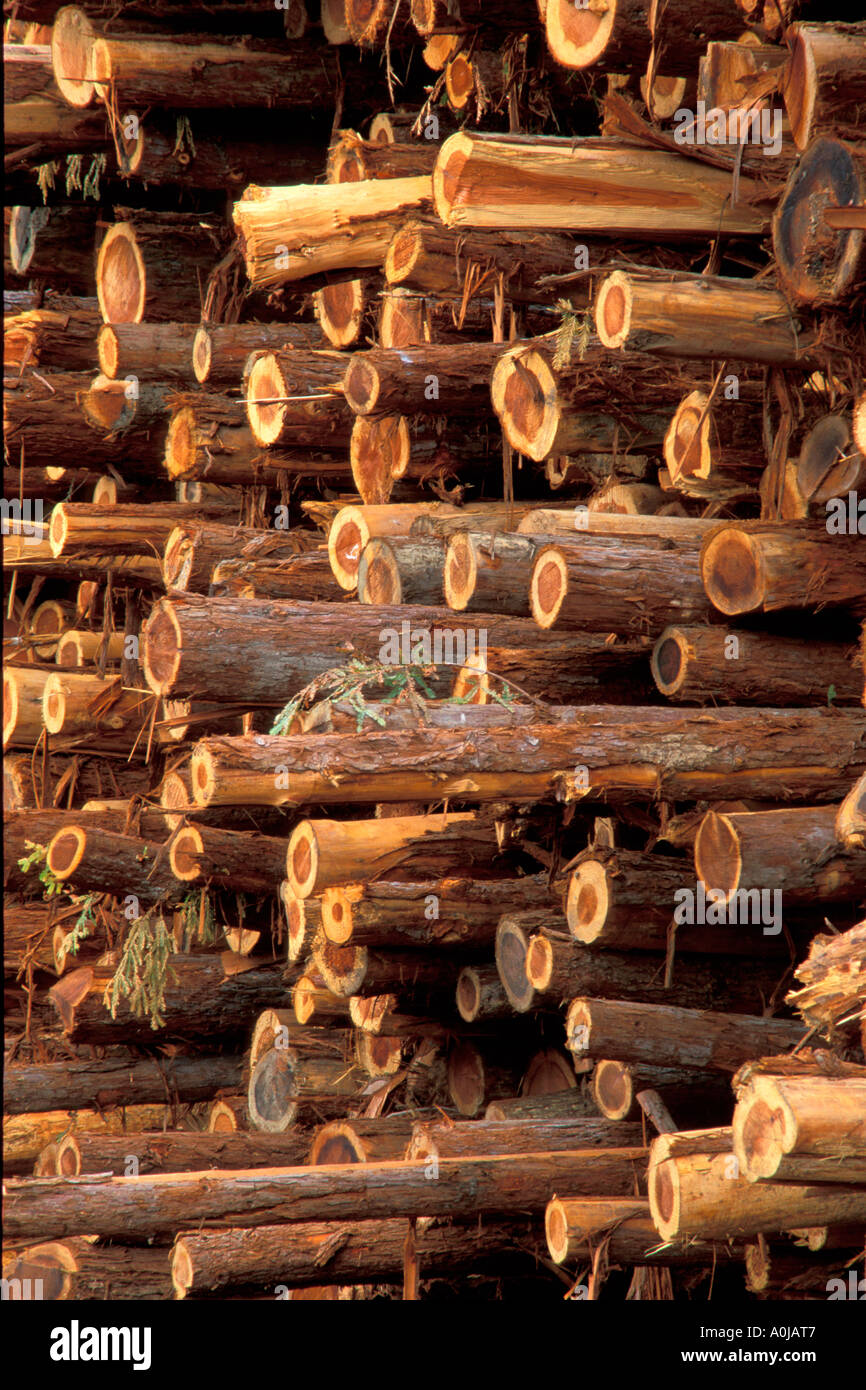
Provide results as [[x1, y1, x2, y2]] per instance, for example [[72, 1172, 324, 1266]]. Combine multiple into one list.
[[5, 1149, 650, 1241], [701, 521, 866, 616], [596, 270, 818, 367], [648, 1147, 866, 1241], [432, 131, 770, 237], [190, 707, 866, 808], [234, 176, 432, 290], [529, 533, 710, 634], [321, 874, 553, 948], [651, 625, 861, 706], [695, 806, 866, 905], [96, 214, 226, 325], [733, 1075, 866, 1185]]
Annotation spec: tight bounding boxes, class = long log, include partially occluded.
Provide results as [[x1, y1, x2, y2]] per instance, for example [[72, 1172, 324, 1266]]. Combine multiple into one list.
[[432, 132, 770, 236], [648, 1146, 866, 1241], [56, 1128, 312, 1176], [311, 937, 457, 1001], [542, 0, 745, 72], [49, 502, 234, 560], [5, 1149, 650, 1241], [96, 322, 197, 382], [385, 220, 578, 298], [309, 1118, 418, 1165], [171, 1216, 543, 1297], [46, 826, 178, 902], [700, 521, 866, 616], [1, 1240, 171, 1301], [695, 806, 866, 905], [4, 1105, 170, 1171], [247, 1046, 377, 1132], [95, 213, 226, 324], [190, 707, 866, 807], [651, 625, 861, 705], [545, 1196, 742, 1266], [192, 321, 324, 386], [7, 205, 100, 292], [3, 1054, 244, 1113], [170, 823, 288, 894], [589, 1058, 733, 1127], [733, 1075, 866, 1185], [408, 1116, 644, 1161], [343, 340, 509, 417], [321, 874, 553, 948]]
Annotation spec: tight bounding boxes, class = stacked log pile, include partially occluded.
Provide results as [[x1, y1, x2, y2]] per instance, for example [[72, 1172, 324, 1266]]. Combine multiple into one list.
[[3, 1, 864, 1307]]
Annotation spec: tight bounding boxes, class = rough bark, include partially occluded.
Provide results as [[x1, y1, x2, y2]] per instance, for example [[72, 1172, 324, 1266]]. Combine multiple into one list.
[[651, 625, 862, 705], [3, 1054, 244, 1114]]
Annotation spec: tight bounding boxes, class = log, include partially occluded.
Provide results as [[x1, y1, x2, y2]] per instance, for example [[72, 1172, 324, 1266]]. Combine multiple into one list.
[[56, 1128, 311, 1177], [190, 707, 866, 808], [444, 532, 537, 616], [320, 874, 553, 948], [648, 1147, 866, 1241], [41, 672, 153, 745], [328, 130, 439, 183], [234, 176, 433, 290], [432, 132, 770, 236], [3, 666, 53, 749], [733, 1075, 866, 1185], [246, 1046, 367, 1132], [836, 774, 866, 851], [4, 1105, 170, 1171], [5, 297, 100, 373], [55, 630, 125, 668], [565, 997, 807, 1074], [3, 1054, 244, 1113], [46, 826, 178, 902], [515, 508, 717, 540], [542, 0, 745, 72], [786, 922, 866, 1043], [3, 369, 164, 470], [292, 974, 354, 1026], [115, 115, 326, 190], [589, 1058, 732, 1127], [2, 1239, 171, 1301], [357, 536, 445, 606], [49, 502, 235, 560], [96, 322, 197, 381], [162, 523, 314, 593], [95, 213, 226, 324], [596, 270, 818, 366], [782, 23, 866, 149], [3, 750, 153, 811], [528, 533, 711, 634], [545, 1196, 741, 1267], [311, 937, 457, 1001], [385, 220, 577, 298], [797, 413, 866, 505], [773, 137, 866, 306], [50, 957, 290, 1044], [192, 321, 324, 386], [170, 1216, 543, 1297], [286, 813, 502, 898], [5, 1149, 650, 1240], [169, 823, 288, 894], [312, 277, 377, 350], [527, 935, 789, 1014], [343, 340, 508, 418], [664, 389, 767, 491], [408, 1116, 644, 1161], [4, 900, 59, 975], [485, 1091, 597, 1121], [695, 805, 866, 905], [244, 348, 352, 450], [7, 205, 100, 292], [456, 964, 512, 1022], [327, 501, 543, 590], [700, 522, 866, 615], [651, 625, 861, 706], [349, 411, 494, 505]]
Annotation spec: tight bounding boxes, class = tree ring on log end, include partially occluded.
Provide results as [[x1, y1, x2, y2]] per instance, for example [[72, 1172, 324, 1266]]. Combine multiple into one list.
[[524, 1047, 576, 1095], [313, 937, 367, 996], [356, 1031, 402, 1077], [286, 821, 317, 898], [343, 356, 380, 415], [51, 7, 97, 107], [385, 225, 421, 283], [315, 280, 364, 348], [248, 1047, 298, 1132], [545, 0, 616, 71], [495, 916, 534, 1012], [48, 506, 70, 559], [525, 934, 553, 992], [529, 546, 567, 629], [170, 826, 205, 882], [447, 1041, 486, 1115], [358, 539, 401, 605], [694, 810, 741, 900], [142, 601, 183, 696], [433, 133, 471, 225], [798, 415, 861, 502], [566, 860, 608, 944], [321, 886, 356, 945], [41, 673, 67, 734], [97, 224, 146, 325], [9, 207, 48, 275], [189, 747, 216, 807], [700, 528, 762, 615], [327, 507, 367, 590], [665, 391, 710, 481], [733, 1094, 780, 1180], [309, 1121, 366, 1165], [495, 349, 550, 458], [192, 326, 212, 383], [774, 138, 865, 305], [443, 530, 475, 612], [246, 352, 287, 446], [171, 1240, 193, 1300], [350, 415, 409, 504], [281, 886, 310, 961], [456, 965, 481, 1022], [85, 37, 114, 106], [592, 1058, 633, 1120], [651, 626, 689, 697], [165, 410, 201, 482], [445, 55, 474, 110], [96, 325, 120, 379], [566, 999, 592, 1057], [545, 1197, 571, 1263], [595, 270, 631, 349], [782, 25, 818, 151], [47, 826, 86, 881], [55, 1134, 82, 1177], [649, 1156, 680, 1241], [3, 1243, 74, 1301]]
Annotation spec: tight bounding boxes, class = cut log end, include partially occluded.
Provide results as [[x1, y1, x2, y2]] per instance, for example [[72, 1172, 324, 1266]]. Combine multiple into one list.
[[314, 938, 367, 997], [651, 626, 695, 699], [733, 1093, 783, 1181], [246, 353, 287, 446], [447, 1042, 486, 1116], [350, 416, 410, 504], [592, 1059, 634, 1121], [700, 529, 763, 616], [286, 821, 318, 898], [497, 349, 553, 461], [525, 934, 554, 992], [247, 1047, 298, 1133], [321, 886, 355, 946], [455, 965, 482, 1022], [783, 25, 818, 151], [96, 225, 146, 326], [545, 1197, 571, 1264], [385, 225, 422, 284], [327, 507, 367, 591], [315, 280, 365, 348], [665, 392, 710, 481], [445, 54, 475, 110], [565, 860, 609, 944], [164, 409, 200, 482], [495, 916, 534, 1013], [171, 1239, 193, 1299], [774, 138, 866, 305], [51, 7, 96, 107], [46, 826, 86, 883], [358, 538, 401, 605], [451, 652, 488, 704], [595, 271, 631, 350], [648, 1155, 680, 1242], [55, 1134, 82, 1178], [529, 547, 568, 630], [191, 326, 212, 384], [694, 810, 741, 898], [343, 356, 381, 416], [170, 826, 205, 883], [432, 133, 472, 225], [309, 1122, 366, 1166], [142, 602, 183, 697], [545, 0, 616, 71], [96, 325, 120, 379], [443, 531, 475, 612], [356, 1031, 402, 1077]]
